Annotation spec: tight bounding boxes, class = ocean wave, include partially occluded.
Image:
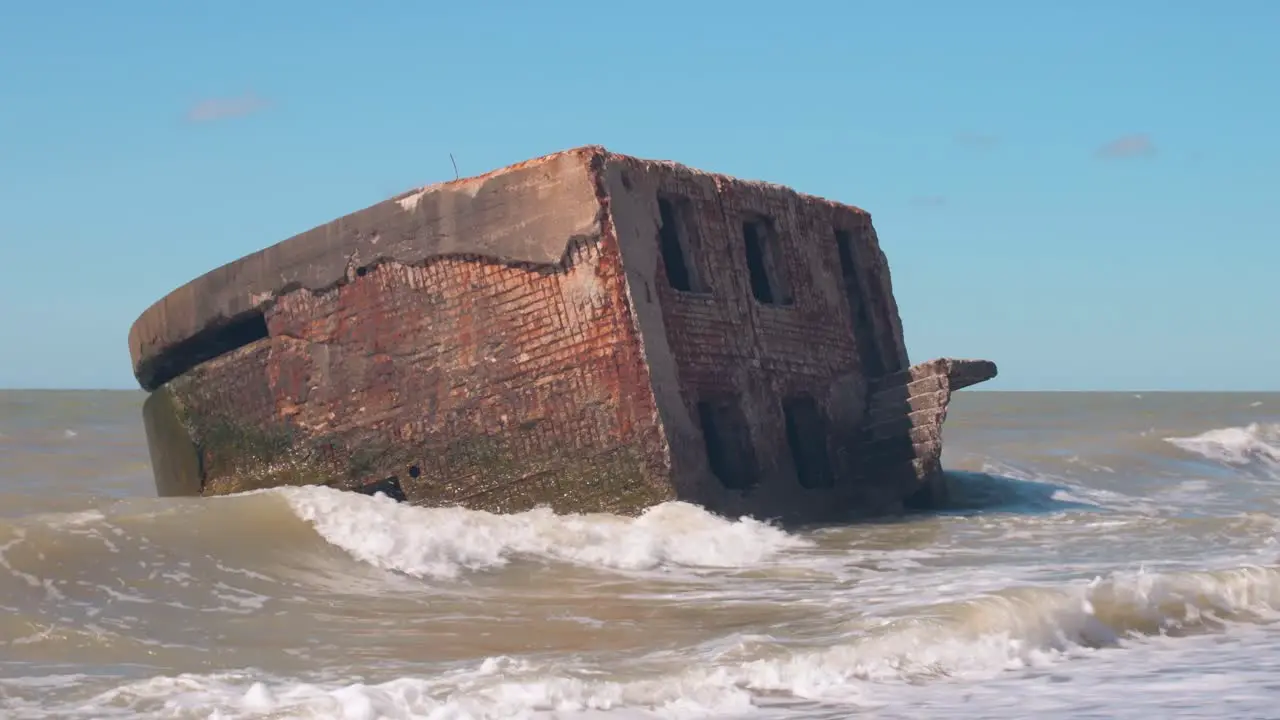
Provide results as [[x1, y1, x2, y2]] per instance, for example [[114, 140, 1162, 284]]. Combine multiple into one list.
[[934, 468, 1106, 514], [0, 488, 812, 609], [12, 562, 1280, 719], [1165, 423, 1280, 472], [280, 486, 812, 580]]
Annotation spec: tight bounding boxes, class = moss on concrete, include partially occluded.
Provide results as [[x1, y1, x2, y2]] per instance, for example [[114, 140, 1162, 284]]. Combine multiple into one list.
[[153, 384, 347, 496], [150, 369, 672, 513], [409, 433, 673, 516]]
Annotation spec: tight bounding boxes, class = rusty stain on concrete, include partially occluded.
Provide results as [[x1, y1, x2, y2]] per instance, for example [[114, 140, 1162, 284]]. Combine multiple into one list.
[[128, 146, 997, 523]]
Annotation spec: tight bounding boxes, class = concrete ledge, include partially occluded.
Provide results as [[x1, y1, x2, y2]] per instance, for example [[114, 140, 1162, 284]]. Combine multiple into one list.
[[862, 356, 998, 506], [128, 147, 607, 391]]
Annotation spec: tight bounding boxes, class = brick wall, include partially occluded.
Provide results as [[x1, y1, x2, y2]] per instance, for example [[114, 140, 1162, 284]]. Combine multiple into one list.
[[603, 153, 913, 519], [155, 224, 674, 514], [136, 145, 946, 522]]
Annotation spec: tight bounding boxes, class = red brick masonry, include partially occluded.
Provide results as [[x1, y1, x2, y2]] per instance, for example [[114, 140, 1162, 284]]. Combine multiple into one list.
[[128, 146, 996, 523]]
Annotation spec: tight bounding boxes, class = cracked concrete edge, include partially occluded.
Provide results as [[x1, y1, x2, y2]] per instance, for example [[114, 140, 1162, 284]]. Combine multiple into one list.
[[127, 145, 881, 391], [128, 146, 608, 389]]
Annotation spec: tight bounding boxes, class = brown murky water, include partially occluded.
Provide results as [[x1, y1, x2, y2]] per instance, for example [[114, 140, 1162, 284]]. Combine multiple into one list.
[[2, 390, 1279, 718]]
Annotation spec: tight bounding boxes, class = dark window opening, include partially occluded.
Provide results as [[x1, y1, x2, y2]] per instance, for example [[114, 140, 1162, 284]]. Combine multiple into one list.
[[783, 395, 835, 489], [742, 215, 793, 305], [834, 229, 857, 278], [834, 229, 885, 377], [139, 311, 270, 391], [355, 475, 407, 502], [696, 398, 759, 490], [657, 195, 706, 293]]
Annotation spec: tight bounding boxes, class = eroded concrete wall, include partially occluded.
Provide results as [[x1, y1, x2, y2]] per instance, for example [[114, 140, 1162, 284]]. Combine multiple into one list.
[[133, 144, 991, 523], [131, 149, 611, 392], [602, 152, 915, 521], [140, 149, 675, 515]]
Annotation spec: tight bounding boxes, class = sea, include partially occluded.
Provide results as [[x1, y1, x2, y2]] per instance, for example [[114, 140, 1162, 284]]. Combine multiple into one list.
[[1, 390, 1279, 719]]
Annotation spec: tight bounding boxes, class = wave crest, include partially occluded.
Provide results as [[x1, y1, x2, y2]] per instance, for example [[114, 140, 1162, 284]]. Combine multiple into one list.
[[280, 486, 810, 580], [23, 562, 1280, 719], [1166, 423, 1280, 471]]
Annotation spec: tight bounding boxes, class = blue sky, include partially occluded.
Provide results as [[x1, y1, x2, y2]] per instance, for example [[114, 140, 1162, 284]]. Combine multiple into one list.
[[1, 1, 1276, 391]]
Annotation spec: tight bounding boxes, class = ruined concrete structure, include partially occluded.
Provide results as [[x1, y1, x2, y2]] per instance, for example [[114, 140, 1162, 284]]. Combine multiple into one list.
[[128, 146, 996, 523]]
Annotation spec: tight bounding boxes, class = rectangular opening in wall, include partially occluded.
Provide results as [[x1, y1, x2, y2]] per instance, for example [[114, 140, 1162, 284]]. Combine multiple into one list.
[[141, 311, 270, 390], [742, 214, 793, 305], [782, 395, 834, 489], [834, 229, 885, 377], [834, 229, 857, 279], [656, 194, 706, 294], [696, 398, 759, 490]]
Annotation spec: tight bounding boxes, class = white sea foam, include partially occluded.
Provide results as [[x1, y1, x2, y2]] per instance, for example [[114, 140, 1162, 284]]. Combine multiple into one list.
[[11, 562, 1279, 719], [280, 486, 811, 580], [1166, 423, 1280, 470]]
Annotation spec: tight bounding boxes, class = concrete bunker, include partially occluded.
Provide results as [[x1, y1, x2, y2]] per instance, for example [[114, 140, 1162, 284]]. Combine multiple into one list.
[[127, 145, 997, 523]]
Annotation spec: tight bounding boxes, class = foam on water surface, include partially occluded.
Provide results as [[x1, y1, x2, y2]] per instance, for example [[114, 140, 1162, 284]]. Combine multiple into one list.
[[280, 487, 813, 581], [1166, 422, 1280, 471], [8, 560, 1280, 719], [5, 391, 1280, 719]]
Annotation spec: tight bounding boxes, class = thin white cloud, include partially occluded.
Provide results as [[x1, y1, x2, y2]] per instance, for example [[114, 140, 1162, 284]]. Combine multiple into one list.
[[1096, 134, 1156, 159], [185, 93, 269, 123]]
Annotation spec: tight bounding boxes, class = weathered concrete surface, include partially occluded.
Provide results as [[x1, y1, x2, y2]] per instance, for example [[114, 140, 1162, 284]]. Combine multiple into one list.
[[602, 154, 921, 521], [862, 358, 1000, 510], [129, 145, 997, 522], [129, 149, 605, 392]]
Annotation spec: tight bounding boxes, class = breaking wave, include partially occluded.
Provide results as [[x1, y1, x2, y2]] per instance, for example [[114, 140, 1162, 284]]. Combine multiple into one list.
[[8, 407, 1280, 719], [12, 561, 1280, 719], [280, 486, 812, 579], [0, 487, 814, 610], [1166, 423, 1280, 473]]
